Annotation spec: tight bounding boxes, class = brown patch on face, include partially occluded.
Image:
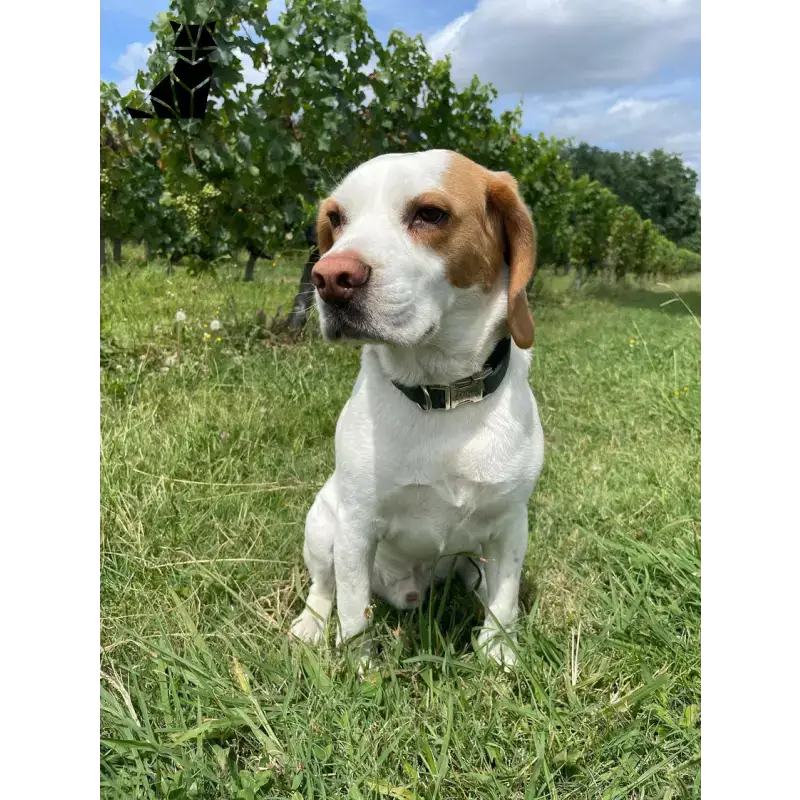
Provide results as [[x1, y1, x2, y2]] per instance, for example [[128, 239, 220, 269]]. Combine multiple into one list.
[[316, 198, 344, 256], [424, 153, 536, 348], [434, 155, 507, 291]]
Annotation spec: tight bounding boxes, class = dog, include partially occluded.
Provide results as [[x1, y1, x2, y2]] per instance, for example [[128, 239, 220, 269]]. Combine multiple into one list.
[[289, 149, 545, 667]]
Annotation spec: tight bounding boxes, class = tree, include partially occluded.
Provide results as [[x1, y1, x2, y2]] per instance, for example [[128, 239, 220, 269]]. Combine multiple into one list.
[[101, 80, 194, 269], [608, 205, 642, 280], [566, 143, 701, 252], [119, 0, 381, 277], [569, 177, 617, 285], [102, 0, 699, 295]]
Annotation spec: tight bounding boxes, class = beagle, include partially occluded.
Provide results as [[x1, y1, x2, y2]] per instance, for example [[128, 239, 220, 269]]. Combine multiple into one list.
[[289, 150, 545, 666]]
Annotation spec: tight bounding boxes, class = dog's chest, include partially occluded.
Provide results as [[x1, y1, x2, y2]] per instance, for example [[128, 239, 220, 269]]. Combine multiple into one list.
[[376, 444, 516, 557], [379, 482, 483, 556], [339, 355, 538, 557]]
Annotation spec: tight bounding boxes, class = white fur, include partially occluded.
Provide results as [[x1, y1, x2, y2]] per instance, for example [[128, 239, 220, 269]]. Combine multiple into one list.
[[289, 150, 545, 667]]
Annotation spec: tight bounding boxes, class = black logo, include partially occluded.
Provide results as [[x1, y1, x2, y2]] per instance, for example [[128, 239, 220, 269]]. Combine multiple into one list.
[[126, 21, 217, 120]]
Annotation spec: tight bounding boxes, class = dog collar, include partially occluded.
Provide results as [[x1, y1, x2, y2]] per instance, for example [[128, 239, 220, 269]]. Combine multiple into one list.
[[392, 337, 512, 411]]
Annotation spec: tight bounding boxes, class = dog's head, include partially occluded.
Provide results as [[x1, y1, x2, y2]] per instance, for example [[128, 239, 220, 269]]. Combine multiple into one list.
[[312, 150, 536, 349]]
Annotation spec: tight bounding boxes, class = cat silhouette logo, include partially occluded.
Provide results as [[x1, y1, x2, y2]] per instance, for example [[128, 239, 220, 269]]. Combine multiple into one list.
[[126, 21, 217, 119]]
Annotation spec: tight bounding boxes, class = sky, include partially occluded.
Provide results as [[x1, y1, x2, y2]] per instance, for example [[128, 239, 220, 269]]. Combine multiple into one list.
[[100, 0, 701, 182]]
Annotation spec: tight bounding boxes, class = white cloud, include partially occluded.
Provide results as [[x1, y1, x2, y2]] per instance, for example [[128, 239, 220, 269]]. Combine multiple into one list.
[[110, 40, 155, 97], [112, 41, 153, 76], [229, 48, 271, 105], [543, 88, 700, 172], [428, 0, 700, 173], [427, 0, 699, 94], [237, 49, 269, 86], [427, 12, 472, 62], [268, 0, 287, 19]]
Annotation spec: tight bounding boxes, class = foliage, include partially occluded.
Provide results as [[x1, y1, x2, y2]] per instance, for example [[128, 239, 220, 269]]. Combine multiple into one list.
[[634, 219, 661, 278], [677, 248, 701, 275], [568, 177, 617, 274], [607, 205, 643, 279], [101, 0, 700, 280], [567, 142, 701, 253], [514, 133, 576, 268], [101, 81, 166, 244]]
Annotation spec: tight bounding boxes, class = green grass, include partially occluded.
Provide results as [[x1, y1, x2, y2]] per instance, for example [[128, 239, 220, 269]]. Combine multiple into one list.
[[101, 256, 700, 799]]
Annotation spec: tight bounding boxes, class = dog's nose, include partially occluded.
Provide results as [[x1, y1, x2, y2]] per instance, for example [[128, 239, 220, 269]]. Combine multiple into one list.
[[311, 251, 370, 305]]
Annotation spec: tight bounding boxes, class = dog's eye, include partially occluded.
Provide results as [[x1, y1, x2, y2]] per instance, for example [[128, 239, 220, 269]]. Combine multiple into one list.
[[328, 211, 343, 229], [413, 206, 448, 226]]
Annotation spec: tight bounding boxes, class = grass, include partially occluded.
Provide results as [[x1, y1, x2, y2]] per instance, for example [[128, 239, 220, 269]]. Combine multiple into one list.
[[101, 253, 700, 799]]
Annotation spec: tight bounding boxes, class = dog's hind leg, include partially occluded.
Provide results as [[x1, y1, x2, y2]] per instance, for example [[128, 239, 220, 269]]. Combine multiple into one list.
[[289, 479, 337, 644]]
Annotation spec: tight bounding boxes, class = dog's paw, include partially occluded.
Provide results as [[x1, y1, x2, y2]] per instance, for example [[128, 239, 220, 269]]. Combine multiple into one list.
[[289, 609, 326, 645], [477, 626, 518, 669]]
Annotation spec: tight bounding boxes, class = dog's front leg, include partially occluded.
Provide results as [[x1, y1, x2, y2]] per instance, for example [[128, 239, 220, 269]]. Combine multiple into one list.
[[477, 506, 529, 667], [334, 522, 378, 668]]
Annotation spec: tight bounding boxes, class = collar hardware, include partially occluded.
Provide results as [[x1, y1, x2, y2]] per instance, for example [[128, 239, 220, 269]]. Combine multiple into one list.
[[392, 338, 512, 412]]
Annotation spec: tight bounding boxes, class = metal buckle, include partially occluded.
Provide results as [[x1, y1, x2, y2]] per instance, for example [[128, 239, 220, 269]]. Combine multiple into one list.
[[420, 385, 433, 411], [422, 366, 492, 411]]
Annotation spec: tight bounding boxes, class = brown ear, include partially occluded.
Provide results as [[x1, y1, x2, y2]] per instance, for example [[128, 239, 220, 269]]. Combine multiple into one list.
[[487, 172, 536, 349], [316, 201, 335, 256]]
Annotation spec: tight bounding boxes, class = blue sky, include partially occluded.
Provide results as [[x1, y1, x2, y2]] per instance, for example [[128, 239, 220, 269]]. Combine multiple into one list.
[[101, 0, 700, 180]]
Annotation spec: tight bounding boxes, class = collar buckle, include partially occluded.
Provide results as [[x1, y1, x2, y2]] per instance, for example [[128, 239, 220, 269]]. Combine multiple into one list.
[[392, 337, 512, 413], [426, 366, 493, 411]]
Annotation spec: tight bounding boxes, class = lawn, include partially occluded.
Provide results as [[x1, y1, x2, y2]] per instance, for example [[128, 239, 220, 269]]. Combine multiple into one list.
[[100, 254, 701, 799]]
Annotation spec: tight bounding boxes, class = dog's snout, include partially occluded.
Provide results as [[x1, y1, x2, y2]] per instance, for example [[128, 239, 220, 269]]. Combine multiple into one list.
[[311, 251, 370, 305]]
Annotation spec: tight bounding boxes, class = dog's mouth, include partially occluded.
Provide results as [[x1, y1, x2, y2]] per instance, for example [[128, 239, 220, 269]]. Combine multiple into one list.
[[320, 304, 380, 343], [318, 294, 435, 347]]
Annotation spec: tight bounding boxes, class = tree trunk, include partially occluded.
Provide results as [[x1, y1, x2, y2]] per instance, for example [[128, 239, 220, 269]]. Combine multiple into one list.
[[101, 237, 107, 277], [113, 238, 122, 264], [144, 240, 152, 262], [287, 247, 320, 329], [244, 251, 258, 282], [575, 263, 584, 289]]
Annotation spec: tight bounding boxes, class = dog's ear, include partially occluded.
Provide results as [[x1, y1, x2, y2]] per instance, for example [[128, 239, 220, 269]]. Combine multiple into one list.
[[487, 172, 536, 349]]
